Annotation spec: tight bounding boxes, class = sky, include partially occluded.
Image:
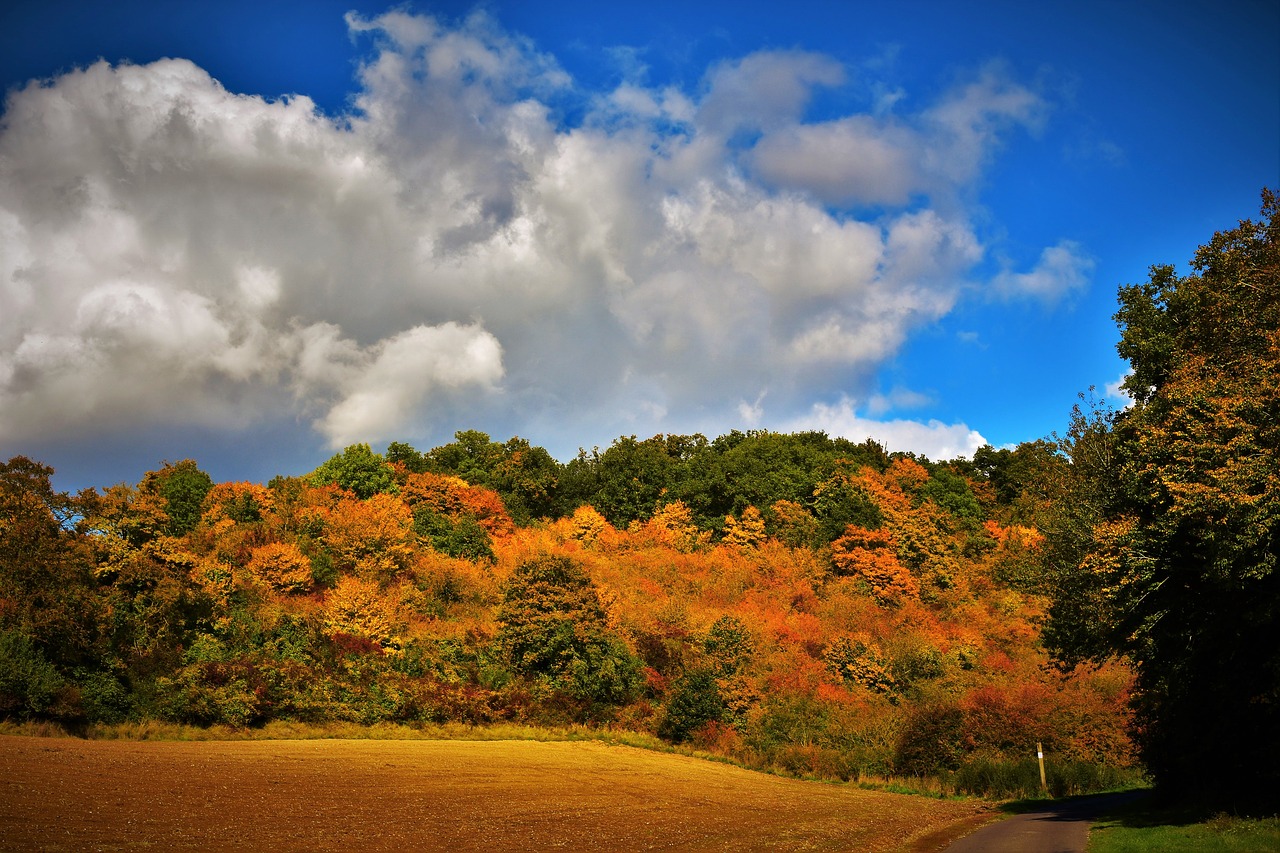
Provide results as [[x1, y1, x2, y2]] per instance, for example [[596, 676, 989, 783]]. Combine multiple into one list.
[[1, 0, 1277, 493]]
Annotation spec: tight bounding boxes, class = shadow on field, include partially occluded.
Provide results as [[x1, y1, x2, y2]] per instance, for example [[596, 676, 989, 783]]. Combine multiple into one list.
[[998, 789, 1153, 820]]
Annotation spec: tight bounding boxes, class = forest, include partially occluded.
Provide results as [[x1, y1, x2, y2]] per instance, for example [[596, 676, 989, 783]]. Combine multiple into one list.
[[2, 192, 1275, 811]]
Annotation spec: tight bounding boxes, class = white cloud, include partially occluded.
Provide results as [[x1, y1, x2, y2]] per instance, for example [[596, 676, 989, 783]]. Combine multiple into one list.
[[785, 398, 988, 460], [0, 12, 1072, 462], [1105, 371, 1135, 408], [748, 62, 1045, 206], [750, 116, 922, 206], [318, 323, 504, 447], [993, 240, 1095, 301], [696, 51, 845, 135]]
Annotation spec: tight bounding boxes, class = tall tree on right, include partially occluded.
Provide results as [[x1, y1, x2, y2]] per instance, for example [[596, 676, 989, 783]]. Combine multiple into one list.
[[1047, 190, 1279, 809]]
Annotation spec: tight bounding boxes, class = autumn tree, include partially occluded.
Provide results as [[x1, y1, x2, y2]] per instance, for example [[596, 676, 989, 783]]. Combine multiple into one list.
[[830, 526, 919, 603], [1046, 190, 1280, 809], [318, 492, 415, 582], [246, 542, 314, 594], [723, 506, 767, 547], [324, 575, 400, 648]]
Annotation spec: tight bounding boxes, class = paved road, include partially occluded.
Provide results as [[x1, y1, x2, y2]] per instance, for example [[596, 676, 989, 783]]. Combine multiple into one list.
[[944, 791, 1147, 853]]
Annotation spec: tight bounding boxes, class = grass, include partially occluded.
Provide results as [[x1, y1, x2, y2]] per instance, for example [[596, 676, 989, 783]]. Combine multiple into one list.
[[1086, 797, 1280, 852]]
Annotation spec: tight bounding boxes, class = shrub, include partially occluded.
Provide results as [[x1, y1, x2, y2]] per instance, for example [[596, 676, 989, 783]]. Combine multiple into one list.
[[659, 669, 725, 743], [0, 630, 66, 719], [894, 701, 965, 775]]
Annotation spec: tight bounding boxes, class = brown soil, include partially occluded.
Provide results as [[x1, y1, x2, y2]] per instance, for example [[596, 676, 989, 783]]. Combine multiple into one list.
[[0, 735, 990, 851]]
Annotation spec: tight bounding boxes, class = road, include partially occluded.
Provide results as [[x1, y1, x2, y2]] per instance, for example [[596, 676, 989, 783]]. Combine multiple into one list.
[[943, 791, 1147, 853]]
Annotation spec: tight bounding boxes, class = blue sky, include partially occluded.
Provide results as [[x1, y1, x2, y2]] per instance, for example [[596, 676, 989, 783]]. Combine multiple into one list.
[[1, 0, 1276, 492]]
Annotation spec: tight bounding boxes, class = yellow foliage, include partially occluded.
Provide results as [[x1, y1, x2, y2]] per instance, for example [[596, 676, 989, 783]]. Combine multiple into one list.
[[320, 492, 415, 582], [723, 506, 767, 547], [637, 501, 709, 552], [143, 535, 200, 569], [323, 575, 400, 646], [569, 505, 612, 546], [193, 556, 234, 603], [246, 541, 314, 594]]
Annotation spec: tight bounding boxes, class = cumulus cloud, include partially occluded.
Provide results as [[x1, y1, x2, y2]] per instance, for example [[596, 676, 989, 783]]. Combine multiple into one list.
[[0, 11, 1070, 459], [316, 323, 504, 447], [749, 61, 1044, 206], [785, 397, 988, 461]]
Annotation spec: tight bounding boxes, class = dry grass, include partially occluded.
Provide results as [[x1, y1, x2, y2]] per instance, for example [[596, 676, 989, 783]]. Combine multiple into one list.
[[1, 733, 992, 851]]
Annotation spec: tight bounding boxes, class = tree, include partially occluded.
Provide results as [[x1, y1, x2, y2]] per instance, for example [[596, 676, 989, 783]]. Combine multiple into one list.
[[0, 457, 100, 672], [318, 492, 415, 582], [246, 542, 314, 594], [722, 506, 767, 547], [496, 555, 640, 706], [830, 526, 919, 603], [310, 444, 396, 499], [139, 460, 213, 536], [658, 669, 725, 743], [1045, 190, 1280, 809]]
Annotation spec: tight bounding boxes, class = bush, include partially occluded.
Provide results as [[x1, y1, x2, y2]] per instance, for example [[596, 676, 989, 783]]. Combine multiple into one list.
[[0, 630, 66, 719], [658, 669, 725, 743], [894, 701, 965, 775], [949, 755, 1142, 798], [72, 669, 132, 724]]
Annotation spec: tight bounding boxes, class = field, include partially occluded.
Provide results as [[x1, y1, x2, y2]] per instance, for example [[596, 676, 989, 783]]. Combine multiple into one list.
[[0, 735, 992, 851]]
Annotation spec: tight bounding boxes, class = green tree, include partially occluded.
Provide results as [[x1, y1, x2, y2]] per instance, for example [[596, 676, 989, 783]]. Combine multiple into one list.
[[310, 444, 396, 499], [139, 460, 213, 536], [425, 430, 505, 483], [385, 441, 429, 473], [0, 457, 100, 671], [412, 506, 493, 561], [496, 555, 640, 706], [658, 669, 725, 743]]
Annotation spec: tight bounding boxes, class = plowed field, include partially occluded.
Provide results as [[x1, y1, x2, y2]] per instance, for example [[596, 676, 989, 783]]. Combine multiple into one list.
[[1, 735, 990, 851]]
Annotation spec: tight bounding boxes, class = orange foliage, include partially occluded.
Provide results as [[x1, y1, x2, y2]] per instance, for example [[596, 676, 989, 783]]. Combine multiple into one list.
[[399, 472, 513, 537], [246, 541, 313, 594], [983, 520, 1043, 550], [200, 482, 276, 526], [886, 457, 930, 494], [318, 492, 415, 581], [830, 525, 920, 603]]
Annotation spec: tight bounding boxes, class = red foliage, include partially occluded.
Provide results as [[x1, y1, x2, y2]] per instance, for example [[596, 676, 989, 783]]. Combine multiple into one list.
[[330, 632, 385, 657]]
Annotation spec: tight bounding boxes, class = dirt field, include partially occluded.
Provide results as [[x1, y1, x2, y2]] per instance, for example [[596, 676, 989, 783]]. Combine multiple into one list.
[[0, 735, 991, 851]]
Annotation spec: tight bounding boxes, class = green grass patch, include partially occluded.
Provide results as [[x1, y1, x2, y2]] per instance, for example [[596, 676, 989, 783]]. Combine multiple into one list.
[[1088, 799, 1280, 853]]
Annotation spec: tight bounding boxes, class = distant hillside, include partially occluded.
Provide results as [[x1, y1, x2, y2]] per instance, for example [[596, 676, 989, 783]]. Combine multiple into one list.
[[0, 431, 1136, 796]]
